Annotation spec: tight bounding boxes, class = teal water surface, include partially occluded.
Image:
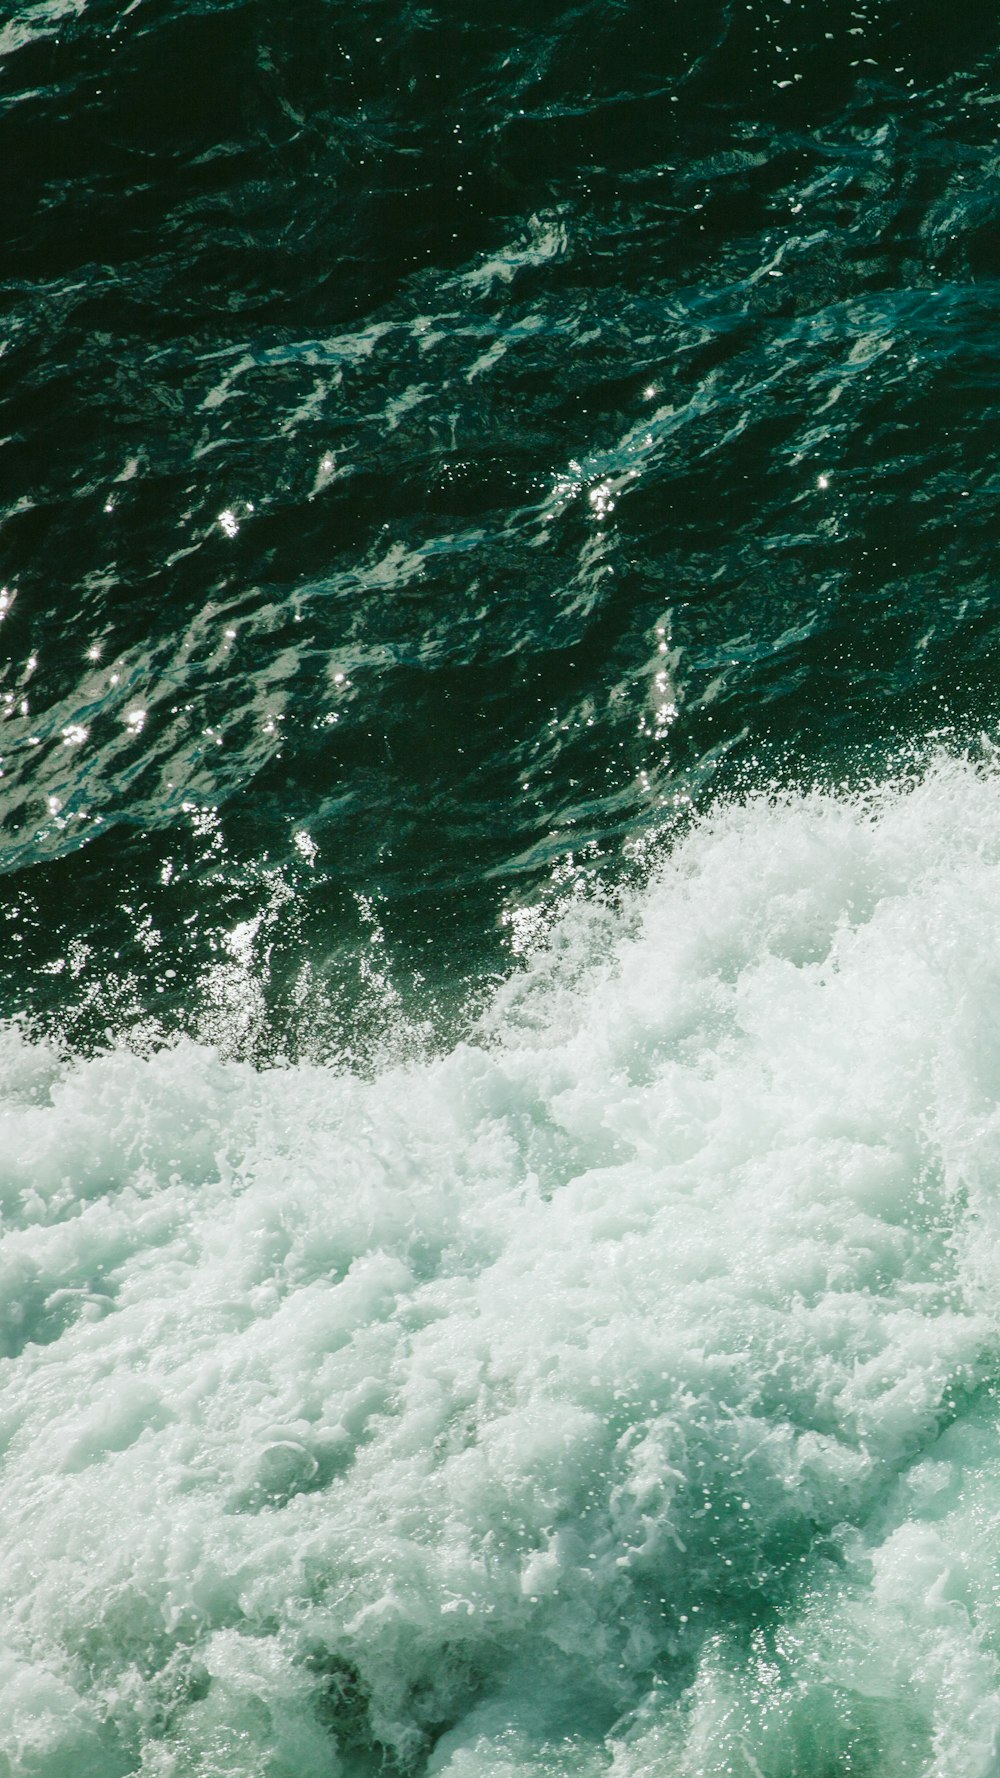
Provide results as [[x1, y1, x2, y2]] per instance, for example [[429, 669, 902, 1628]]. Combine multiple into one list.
[[2, 0, 1000, 1054], [4, 3, 1000, 1774]]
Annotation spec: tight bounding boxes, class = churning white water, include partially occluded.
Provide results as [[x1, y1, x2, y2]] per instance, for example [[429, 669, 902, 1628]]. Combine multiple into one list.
[[5, 758, 1000, 1777]]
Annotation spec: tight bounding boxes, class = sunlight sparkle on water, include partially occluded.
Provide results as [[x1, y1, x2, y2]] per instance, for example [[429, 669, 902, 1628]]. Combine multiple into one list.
[[588, 480, 615, 519]]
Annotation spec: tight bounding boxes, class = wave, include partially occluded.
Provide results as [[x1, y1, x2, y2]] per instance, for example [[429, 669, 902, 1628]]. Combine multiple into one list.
[[4, 754, 1000, 1776]]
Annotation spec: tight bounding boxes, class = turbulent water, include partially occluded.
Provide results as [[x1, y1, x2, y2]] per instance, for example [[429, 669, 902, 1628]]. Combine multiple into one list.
[[5, 1, 1000, 1773]]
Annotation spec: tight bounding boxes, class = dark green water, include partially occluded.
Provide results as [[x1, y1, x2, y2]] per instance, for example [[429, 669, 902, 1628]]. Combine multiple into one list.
[[8, 7, 1000, 1777], [4, 0, 1000, 1055]]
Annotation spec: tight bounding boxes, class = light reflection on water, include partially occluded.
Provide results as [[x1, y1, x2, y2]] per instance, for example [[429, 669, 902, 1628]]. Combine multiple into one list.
[[3, 0, 1000, 1059]]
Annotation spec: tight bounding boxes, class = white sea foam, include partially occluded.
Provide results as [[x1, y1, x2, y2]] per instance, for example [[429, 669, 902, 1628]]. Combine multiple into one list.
[[5, 756, 1000, 1776]]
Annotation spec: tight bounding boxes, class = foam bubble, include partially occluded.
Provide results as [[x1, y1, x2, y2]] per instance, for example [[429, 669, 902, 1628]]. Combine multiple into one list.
[[5, 757, 1000, 1775]]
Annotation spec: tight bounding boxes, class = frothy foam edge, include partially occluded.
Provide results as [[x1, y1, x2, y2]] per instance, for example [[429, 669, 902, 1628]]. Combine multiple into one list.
[[3, 756, 1000, 1776]]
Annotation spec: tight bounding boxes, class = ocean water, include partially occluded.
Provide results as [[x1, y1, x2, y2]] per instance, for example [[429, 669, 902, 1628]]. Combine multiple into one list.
[[5, 1, 1000, 1773]]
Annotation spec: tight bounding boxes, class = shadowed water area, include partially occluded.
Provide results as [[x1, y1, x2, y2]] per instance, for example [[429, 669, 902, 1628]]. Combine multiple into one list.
[[4, 3, 1000, 1775], [2, 0, 999, 1053]]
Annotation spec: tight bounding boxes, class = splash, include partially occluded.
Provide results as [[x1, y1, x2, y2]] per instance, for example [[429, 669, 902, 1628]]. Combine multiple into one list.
[[4, 757, 1000, 1776]]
